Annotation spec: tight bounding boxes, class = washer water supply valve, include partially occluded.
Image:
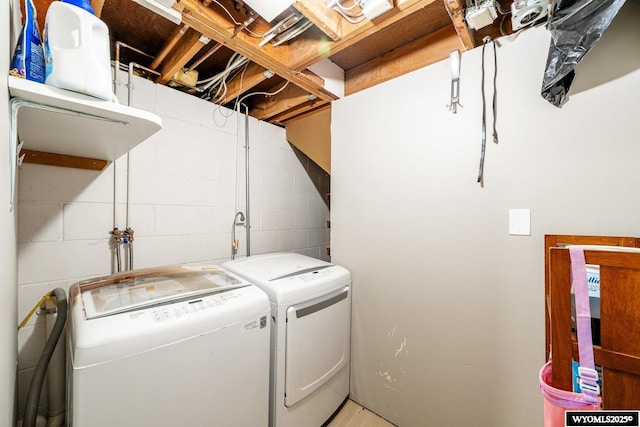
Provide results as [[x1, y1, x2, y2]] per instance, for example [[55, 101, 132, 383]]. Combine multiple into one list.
[[511, 0, 550, 30]]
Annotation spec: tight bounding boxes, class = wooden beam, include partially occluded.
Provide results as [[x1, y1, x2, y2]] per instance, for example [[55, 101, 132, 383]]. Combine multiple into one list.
[[157, 27, 208, 85], [345, 25, 460, 95], [151, 24, 190, 70], [280, 103, 331, 124], [91, 0, 105, 17], [21, 149, 108, 170], [288, 0, 437, 71], [216, 62, 270, 105], [292, 0, 342, 41], [177, 0, 338, 101], [443, 0, 475, 50], [250, 84, 315, 121], [270, 100, 330, 124]]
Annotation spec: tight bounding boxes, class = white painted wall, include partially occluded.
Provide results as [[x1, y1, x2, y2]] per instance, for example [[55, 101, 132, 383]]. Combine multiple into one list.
[[2, 0, 18, 424], [15, 71, 329, 416], [331, 3, 640, 426]]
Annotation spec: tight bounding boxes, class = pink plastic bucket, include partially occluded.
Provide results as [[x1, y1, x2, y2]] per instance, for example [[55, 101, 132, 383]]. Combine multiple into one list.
[[539, 361, 600, 427]]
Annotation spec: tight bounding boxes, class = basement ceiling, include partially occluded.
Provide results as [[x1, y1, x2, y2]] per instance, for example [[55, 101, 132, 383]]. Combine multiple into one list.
[[33, 0, 538, 126]]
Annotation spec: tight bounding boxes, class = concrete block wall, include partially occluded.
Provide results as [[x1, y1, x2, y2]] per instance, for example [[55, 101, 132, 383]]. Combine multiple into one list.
[[15, 71, 330, 417]]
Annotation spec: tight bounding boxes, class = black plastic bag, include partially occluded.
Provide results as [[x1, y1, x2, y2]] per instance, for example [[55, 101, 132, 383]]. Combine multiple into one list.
[[541, 0, 626, 106]]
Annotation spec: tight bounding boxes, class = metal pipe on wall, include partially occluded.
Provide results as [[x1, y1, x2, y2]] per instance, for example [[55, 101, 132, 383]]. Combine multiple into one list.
[[123, 63, 160, 270], [241, 103, 251, 256], [110, 42, 156, 272]]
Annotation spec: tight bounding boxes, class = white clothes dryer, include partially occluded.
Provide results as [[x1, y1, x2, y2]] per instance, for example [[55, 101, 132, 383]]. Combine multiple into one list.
[[67, 264, 270, 427], [223, 253, 351, 427]]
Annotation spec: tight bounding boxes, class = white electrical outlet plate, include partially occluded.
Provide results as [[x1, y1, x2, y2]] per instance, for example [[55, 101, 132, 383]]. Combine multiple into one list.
[[509, 209, 531, 236], [361, 0, 393, 20], [465, 3, 497, 29], [243, 0, 293, 22]]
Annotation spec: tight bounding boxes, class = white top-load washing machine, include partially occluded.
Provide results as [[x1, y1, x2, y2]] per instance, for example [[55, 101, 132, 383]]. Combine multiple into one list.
[[223, 253, 351, 427], [67, 264, 270, 427]]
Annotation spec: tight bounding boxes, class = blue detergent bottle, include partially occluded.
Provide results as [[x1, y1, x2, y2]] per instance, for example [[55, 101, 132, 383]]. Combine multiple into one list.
[[9, 0, 46, 82]]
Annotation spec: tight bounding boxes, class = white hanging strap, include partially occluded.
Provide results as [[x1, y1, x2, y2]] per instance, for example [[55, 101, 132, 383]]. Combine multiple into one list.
[[447, 50, 462, 113]]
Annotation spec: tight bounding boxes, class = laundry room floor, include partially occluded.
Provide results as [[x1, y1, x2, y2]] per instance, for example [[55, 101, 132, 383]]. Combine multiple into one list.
[[326, 399, 396, 427]]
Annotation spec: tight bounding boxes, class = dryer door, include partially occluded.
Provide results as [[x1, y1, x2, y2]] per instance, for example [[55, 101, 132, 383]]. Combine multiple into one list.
[[285, 286, 350, 407]]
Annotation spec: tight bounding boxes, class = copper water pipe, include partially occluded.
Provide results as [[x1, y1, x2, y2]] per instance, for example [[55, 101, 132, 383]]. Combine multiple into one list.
[[150, 24, 190, 70], [114, 41, 155, 94]]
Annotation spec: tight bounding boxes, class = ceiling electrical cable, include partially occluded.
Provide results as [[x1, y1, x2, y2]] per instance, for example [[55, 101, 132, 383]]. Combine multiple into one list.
[[196, 52, 249, 97], [235, 80, 290, 109], [328, 0, 365, 23], [494, 0, 510, 15], [332, 7, 366, 23], [334, 0, 361, 12], [210, 0, 242, 25], [208, 0, 267, 39], [211, 60, 248, 103]]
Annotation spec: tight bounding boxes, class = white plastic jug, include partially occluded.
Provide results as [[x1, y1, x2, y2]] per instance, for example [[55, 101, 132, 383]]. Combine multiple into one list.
[[44, 1, 114, 101]]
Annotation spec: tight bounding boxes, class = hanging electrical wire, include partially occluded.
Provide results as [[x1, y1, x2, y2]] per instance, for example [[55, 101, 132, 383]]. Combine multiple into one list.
[[235, 80, 290, 110], [334, 0, 362, 11], [195, 52, 250, 101], [209, 60, 246, 101], [477, 36, 498, 185], [207, 0, 269, 38], [494, 0, 510, 15]]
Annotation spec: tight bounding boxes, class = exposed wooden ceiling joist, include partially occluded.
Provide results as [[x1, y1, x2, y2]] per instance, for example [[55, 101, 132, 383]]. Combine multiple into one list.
[[91, 0, 105, 17], [271, 100, 330, 125], [444, 0, 476, 50], [76, 0, 533, 129], [176, 0, 338, 101], [292, 0, 343, 42], [287, 0, 440, 71], [151, 24, 190, 70], [345, 25, 460, 95], [251, 83, 318, 121], [156, 27, 208, 84]]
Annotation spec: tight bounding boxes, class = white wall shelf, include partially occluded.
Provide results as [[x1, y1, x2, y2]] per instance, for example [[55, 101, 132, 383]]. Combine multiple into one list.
[[7, 75, 162, 211], [8, 76, 162, 163]]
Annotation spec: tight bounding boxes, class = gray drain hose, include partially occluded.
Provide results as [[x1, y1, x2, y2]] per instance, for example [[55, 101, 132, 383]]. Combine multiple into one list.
[[23, 288, 67, 427]]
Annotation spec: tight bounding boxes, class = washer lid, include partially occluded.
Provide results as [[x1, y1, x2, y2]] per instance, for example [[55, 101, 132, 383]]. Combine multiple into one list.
[[78, 266, 246, 319], [225, 252, 332, 283]]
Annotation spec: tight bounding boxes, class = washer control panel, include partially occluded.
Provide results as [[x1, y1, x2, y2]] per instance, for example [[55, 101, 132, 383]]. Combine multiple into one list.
[[140, 291, 240, 322]]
